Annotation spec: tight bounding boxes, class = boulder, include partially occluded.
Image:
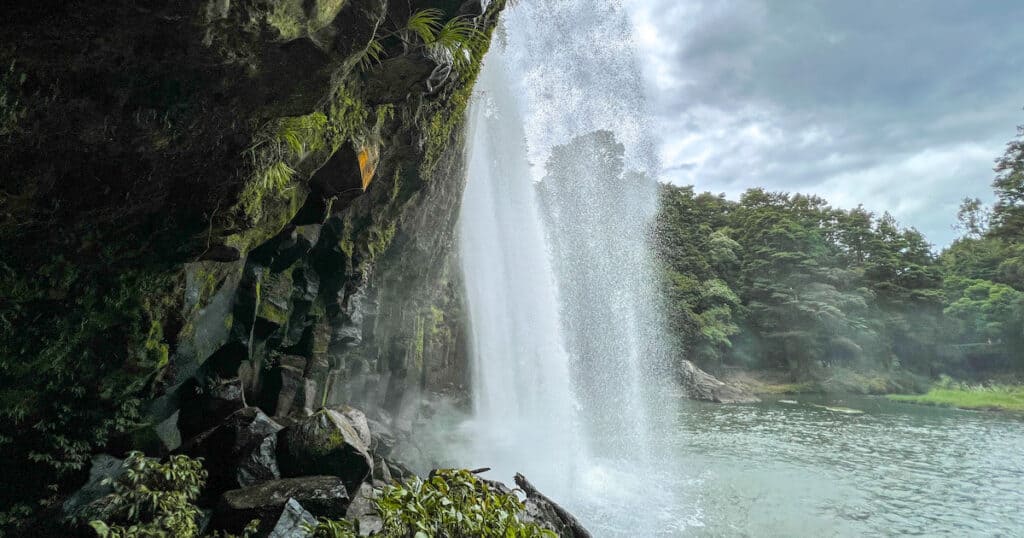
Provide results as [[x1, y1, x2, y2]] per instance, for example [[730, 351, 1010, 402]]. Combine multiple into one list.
[[177, 376, 247, 441], [333, 405, 371, 447], [178, 407, 283, 497], [514, 474, 591, 538], [344, 483, 384, 536], [366, 417, 397, 457], [214, 476, 349, 535], [679, 360, 760, 404], [61, 454, 126, 525], [276, 409, 373, 494], [267, 498, 318, 538]]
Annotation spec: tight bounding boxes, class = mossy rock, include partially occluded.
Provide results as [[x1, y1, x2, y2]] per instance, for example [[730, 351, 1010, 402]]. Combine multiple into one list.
[[276, 409, 372, 494]]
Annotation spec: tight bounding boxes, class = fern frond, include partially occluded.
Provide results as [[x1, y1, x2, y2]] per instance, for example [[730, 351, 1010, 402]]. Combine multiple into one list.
[[263, 161, 296, 192], [406, 8, 444, 44], [357, 38, 386, 72], [434, 17, 485, 70]]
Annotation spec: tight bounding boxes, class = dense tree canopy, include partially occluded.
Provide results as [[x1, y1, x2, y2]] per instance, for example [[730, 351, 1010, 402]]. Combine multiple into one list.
[[654, 126, 1024, 380]]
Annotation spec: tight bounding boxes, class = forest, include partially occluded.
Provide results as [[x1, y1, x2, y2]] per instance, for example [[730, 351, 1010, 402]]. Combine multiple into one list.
[[654, 125, 1024, 388]]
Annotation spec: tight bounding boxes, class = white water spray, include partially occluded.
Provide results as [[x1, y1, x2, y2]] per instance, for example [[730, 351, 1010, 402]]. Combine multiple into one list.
[[458, 1, 688, 535], [458, 49, 582, 495]]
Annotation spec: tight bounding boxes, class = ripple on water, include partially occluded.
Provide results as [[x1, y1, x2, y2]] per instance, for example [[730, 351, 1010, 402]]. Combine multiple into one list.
[[676, 396, 1024, 536]]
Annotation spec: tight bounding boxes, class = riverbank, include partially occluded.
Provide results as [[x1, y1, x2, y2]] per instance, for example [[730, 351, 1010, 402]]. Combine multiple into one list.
[[888, 385, 1024, 412], [720, 366, 929, 396]]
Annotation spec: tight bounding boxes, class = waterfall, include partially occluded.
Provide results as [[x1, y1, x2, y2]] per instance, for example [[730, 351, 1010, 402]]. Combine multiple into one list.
[[458, 49, 582, 495], [458, 1, 685, 535]]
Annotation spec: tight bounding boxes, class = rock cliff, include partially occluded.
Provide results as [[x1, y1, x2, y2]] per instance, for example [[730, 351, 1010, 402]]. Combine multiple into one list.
[[0, 0, 498, 529]]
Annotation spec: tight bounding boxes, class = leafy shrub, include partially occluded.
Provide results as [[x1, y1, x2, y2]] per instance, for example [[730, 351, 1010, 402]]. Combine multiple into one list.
[[89, 452, 206, 538], [309, 469, 555, 538]]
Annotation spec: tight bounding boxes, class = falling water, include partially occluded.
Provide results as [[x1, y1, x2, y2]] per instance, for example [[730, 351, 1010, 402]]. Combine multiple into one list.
[[458, 49, 582, 495], [458, 1, 688, 535]]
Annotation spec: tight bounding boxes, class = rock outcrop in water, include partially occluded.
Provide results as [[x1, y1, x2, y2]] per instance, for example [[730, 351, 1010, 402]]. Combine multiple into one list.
[[680, 360, 760, 404]]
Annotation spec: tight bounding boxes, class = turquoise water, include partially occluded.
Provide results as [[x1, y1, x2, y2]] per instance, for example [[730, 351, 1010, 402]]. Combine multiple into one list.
[[634, 395, 1024, 536], [433, 392, 1024, 536]]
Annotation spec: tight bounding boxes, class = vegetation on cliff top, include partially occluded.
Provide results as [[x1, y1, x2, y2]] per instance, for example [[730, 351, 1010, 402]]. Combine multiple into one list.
[[651, 121, 1024, 388]]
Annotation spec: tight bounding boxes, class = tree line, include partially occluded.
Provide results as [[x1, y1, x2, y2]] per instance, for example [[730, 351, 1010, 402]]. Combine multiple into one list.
[[652, 126, 1024, 381]]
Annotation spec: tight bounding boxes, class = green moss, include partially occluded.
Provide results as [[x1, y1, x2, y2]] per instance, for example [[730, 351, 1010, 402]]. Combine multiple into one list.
[[418, 5, 501, 176], [888, 386, 1024, 412], [309, 0, 346, 32], [265, 0, 346, 41], [366, 221, 396, 259], [338, 213, 355, 260], [266, 1, 305, 41], [233, 85, 374, 256], [256, 268, 295, 326], [429, 305, 445, 336]]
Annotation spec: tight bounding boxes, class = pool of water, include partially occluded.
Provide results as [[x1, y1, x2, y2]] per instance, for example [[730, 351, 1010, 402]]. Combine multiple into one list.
[[571, 394, 1024, 537], [425, 393, 1024, 536]]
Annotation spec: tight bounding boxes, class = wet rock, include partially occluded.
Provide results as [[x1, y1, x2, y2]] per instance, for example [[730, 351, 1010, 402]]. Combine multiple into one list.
[[515, 474, 591, 538], [344, 483, 384, 536], [276, 409, 373, 493], [267, 498, 317, 538], [363, 54, 439, 105], [214, 476, 349, 535], [264, 354, 308, 417], [680, 360, 760, 404], [61, 454, 125, 525], [367, 417, 397, 457], [333, 405, 371, 447], [178, 407, 283, 496], [177, 377, 247, 444]]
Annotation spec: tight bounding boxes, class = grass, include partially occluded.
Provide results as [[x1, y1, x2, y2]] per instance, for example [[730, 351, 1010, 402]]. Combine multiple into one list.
[[888, 386, 1024, 412]]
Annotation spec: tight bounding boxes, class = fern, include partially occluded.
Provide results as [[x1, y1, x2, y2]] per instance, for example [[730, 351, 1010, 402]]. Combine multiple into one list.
[[433, 17, 486, 70], [405, 8, 444, 44], [355, 39, 385, 72]]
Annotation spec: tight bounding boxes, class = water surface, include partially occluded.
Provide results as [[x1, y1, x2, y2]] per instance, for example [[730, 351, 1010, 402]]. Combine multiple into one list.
[[566, 394, 1024, 537]]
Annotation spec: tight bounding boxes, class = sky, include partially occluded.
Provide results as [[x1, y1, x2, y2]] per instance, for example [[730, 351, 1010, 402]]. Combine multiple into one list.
[[625, 0, 1024, 247]]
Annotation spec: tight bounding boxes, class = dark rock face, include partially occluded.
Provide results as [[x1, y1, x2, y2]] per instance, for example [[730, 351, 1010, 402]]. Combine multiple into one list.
[[214, 476, 349, 535], [276, 409, 373, 493], [61, 455, 126, 526], [178, 407, 283, 496], [267, 498, 318, 538], [515, 474, 592, 538], [680, 360, 760, 404], [177, 377, 248, 442], [0, 0, 503, 527], [344, 483, 384, 536]]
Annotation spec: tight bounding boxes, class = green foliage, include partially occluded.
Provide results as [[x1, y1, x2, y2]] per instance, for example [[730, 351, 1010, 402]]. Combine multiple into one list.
[[239, 86, 371, 226], [0, 259, 179, 527], [89, 452, 206, 538], [650, 117, 1024, 380], [309, 469, 555, 538], [307, 518, 356, 538], [654, 181, 945, 377], [888, 384, 1024, 412]]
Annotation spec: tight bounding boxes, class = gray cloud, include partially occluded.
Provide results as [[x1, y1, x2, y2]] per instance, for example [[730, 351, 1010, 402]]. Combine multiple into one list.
[[628, 0, 1024, 246]]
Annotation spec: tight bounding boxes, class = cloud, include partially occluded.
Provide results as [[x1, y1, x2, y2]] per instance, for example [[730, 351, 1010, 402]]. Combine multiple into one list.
[[626, 0, 1024, 246]]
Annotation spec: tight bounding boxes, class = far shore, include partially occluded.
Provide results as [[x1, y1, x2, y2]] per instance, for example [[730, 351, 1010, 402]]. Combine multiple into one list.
[[717, 367, 1024, 413]]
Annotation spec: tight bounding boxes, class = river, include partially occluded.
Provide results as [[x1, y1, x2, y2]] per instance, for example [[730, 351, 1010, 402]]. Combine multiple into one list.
[[564, 393, 1024, 537]]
